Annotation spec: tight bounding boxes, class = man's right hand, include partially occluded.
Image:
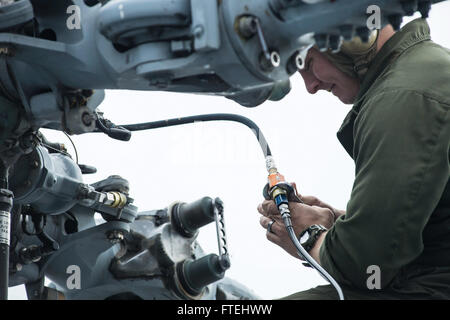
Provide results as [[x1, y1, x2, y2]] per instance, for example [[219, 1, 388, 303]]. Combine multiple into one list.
[[299, 195, 345, 222], [257, 193, 342, 261]]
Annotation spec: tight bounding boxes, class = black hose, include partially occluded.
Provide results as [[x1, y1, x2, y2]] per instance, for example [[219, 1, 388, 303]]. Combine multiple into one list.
[[285, 220, 344, 300], [105, 113, 272, 158]]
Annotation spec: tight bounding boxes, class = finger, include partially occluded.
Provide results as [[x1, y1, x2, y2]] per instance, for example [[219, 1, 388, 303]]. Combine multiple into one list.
[[260, 216, 285, 235], [260, 213, 283, 225], [257, 203, 263, 214], [259, 216, 271, 229], [299, 195, 319, 206], [290, 182, 301, 198], [261, 200, 278, 217], [258, 202, 278, 217], [266, 230, 283, 244], [270, 218, 284, 233]]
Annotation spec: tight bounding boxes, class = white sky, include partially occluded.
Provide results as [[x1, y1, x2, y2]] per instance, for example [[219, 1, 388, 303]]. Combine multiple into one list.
[[9, 2, 450, 299]]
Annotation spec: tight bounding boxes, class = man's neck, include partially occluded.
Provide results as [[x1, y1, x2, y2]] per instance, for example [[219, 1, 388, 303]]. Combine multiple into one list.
[[377, 25, 396, 52]]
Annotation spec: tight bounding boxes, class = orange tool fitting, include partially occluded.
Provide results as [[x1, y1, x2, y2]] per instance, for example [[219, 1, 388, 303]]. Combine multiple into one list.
[[268, 172, 286, 189]]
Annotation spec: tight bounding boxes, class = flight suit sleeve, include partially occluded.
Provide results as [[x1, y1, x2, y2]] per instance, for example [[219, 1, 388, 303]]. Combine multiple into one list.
[[319, 90, 450, 289]]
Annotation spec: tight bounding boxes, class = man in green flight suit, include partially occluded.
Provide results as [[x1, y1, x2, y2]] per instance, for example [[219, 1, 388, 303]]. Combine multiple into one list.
[[257, 17, 450, 299]]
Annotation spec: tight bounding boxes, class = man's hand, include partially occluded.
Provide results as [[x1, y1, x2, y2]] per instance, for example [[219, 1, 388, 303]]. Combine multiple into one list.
[[298, 195, 346, 220], [257, 195, 338, 260]]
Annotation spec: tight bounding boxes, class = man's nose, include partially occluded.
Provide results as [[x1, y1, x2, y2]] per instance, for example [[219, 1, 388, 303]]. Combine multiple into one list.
[[305, 78, 321, 94]]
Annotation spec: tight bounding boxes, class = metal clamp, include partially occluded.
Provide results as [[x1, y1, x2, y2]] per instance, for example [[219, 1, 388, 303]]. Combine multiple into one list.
[[238, 16, 281, 71], [213, 198, 230, 269], [295, 44, 314, 70], [254, 18, 281, 71]]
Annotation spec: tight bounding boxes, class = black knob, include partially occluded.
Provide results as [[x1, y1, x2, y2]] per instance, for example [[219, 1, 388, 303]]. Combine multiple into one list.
[[314, 34, 329, 52], [418, 1, 432, 18], [78, 164, 97, 174], [84, 0, 100, 7], [107, 127, 131, 141], [329, 35, 341, 52], [177, 254, 229, 296], [356, 27, 370, 43], [339, 25, 355, 41], [171, 197, 216, 238], [388, 14, 404, 31], [401, 0, 418, 16]]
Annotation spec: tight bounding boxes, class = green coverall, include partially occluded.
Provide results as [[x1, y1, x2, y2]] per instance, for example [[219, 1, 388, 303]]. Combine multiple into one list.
[[285, 18, 450, 300]]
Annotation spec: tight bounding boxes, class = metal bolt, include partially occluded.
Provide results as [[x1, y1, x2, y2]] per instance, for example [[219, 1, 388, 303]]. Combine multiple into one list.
[[329, 35, 342, 53], [0, 47, 11, 55], [388, 14, 403, 31], [286, 52, 301, 75], [295, 54, 304, 70], [19, 246, 42, 264], [107, 230, 124, 244], [238, 16, 258, 39], [31, 160, 39, 169], [193, 25, 204, 38], [46, 176, 56, 187], [401, 0, 418, 16], [149, 78, 171, 89], [418, 1, 431, 18], [270, 51, 281, 68], [314, 34, 329, 52], [356, 27, 370, 43], [260, 51, 281, 71], [339, 25, 355, 41], [82, 112, 93, 126]]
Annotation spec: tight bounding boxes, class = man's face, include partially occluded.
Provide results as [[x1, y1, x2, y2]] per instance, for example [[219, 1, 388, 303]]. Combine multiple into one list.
[[298, 47, 360, 104]]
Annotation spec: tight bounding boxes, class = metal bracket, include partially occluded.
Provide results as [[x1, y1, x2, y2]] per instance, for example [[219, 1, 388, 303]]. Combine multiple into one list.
[[213, 198, 230, 269], [190, 0, 220, 52]]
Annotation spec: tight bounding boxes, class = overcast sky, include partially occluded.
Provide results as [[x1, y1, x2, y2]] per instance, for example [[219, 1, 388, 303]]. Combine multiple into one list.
[[9, 2, 450, 299]]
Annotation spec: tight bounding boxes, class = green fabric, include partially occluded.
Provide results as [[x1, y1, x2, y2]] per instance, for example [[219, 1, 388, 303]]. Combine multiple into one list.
[[293, 18, 450, 300]]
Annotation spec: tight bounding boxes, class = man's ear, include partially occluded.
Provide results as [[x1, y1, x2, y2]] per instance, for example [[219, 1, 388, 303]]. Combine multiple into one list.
[[340, 30, 378, 55]]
